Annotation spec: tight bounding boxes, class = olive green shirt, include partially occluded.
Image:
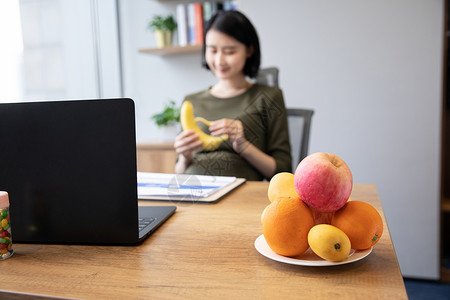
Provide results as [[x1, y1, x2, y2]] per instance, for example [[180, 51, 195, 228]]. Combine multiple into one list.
[[183, 84, 292, 181]]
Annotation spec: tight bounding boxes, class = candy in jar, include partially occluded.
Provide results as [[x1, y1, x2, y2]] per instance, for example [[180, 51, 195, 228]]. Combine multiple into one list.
[[0, 191, 13, 260]]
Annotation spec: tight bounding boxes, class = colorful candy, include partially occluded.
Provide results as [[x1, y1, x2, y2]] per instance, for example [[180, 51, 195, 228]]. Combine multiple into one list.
[[0, 191, 13, 260]]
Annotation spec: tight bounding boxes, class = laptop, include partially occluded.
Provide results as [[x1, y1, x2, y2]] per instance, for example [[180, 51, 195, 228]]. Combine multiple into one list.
[[0, 98, 176, 245]]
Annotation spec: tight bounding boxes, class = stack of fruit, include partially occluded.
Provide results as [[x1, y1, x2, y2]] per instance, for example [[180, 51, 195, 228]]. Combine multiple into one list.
[[261, 152, 383, 262]]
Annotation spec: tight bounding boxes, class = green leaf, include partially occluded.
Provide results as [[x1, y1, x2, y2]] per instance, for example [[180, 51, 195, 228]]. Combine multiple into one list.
[[148, 15, 177, 32], [151, 100, 180, 128]]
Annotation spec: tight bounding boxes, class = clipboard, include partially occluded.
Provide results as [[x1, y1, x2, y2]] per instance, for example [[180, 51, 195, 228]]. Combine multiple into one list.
[[137, 172, 246, 203]]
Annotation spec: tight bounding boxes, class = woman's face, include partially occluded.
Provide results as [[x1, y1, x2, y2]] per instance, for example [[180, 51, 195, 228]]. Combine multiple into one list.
[[205, 29, 251, 81]]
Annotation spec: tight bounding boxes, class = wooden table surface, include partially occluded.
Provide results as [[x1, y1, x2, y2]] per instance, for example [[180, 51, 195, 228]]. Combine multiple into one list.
[[0, 182, 407, 299]]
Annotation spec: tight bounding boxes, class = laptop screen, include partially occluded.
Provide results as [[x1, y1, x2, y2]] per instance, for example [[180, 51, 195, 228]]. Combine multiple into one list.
[[0, 99, 140, 244]]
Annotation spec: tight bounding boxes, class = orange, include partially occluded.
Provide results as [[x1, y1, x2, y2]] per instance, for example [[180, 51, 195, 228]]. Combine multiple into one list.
[[331, 201, 383, 250], [268, 172, 299, 202], [262, 196, 314, 257]]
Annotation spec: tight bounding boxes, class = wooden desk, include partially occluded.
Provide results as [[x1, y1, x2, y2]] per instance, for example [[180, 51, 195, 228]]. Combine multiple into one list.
[[136, 142, 177, 173], [0, 183, 407, 299]]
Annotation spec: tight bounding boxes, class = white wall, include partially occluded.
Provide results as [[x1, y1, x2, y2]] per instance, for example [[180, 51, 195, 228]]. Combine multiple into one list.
[[120, 0, 444, 279]]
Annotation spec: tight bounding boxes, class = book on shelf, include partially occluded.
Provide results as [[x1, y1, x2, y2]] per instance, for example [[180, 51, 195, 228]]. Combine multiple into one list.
[[175, 1, 236, 48], [211, 1, 224, 16], [176, 3, 188, 47], [223, 0, 238, 11], [187, 3, 196, 45], [203, 2, 212, 24], [194, 2, 204, 45]]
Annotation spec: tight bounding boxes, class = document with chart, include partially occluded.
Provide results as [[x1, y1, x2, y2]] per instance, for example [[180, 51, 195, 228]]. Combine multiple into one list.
[[137, 172, 246, 203]]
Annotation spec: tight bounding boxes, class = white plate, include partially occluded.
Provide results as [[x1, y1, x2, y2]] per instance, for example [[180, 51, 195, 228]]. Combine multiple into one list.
[[255, 234, 372, 266]]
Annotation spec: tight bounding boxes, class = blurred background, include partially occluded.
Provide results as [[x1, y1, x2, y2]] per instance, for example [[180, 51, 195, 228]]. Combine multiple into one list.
[[0, 0, 446, 281]]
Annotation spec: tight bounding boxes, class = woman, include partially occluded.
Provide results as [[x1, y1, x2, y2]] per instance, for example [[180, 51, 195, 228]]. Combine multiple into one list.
[[174, 10, 291, 181]]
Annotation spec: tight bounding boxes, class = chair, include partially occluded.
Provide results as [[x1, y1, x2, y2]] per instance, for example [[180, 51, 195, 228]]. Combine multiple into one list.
[[255, 67, 279, 87], [255, 67, 314, 171], [286, 108, 314, 171]]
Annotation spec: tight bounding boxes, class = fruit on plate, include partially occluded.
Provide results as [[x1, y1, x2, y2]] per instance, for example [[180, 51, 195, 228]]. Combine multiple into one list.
[[308, 224, 351, 262], [294, 152, 353, 213], [331, 201, 383, 250], [267, 172, 299, 202], [261, 196, 314, 257], [180, 100, 228, 151]]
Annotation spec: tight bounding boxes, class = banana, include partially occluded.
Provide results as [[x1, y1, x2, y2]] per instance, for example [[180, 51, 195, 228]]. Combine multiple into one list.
[[180, 100, 228, 151]]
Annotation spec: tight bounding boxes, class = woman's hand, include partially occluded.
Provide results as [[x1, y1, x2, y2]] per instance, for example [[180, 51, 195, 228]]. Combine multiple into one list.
[[174, 129, 202, 160], [174, 130, 202, 173], [209, 119, 250, 153], [210, 118, 277, 178]]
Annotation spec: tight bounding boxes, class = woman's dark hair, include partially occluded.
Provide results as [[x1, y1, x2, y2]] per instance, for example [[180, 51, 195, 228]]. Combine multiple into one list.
[[202, 10, 261, 78]]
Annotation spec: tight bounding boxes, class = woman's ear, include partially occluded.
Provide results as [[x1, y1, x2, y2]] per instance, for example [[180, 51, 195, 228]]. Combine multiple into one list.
[[246, 45, 254, 58]]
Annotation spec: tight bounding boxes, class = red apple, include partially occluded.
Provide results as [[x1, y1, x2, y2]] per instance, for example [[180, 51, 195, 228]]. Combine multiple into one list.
[[294, 153, 353, 213]]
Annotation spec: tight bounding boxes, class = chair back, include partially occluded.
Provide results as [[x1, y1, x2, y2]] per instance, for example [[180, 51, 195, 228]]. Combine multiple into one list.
[[286, 108, 314, 172], [255, 67, 314, 171], [255, 67, 279, 87]]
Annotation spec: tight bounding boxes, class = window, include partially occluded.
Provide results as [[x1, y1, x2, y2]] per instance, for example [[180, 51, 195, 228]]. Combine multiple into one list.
[[0, 0, 24, 102], [0, 0, 122, 103]]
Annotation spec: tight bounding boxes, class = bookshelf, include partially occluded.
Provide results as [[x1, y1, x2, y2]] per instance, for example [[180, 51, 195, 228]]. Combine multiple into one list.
[[138, 44, 202, 57], [141, 1, 236, 57]]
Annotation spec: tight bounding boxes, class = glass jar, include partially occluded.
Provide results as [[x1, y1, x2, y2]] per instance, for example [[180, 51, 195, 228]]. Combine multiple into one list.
[[0, 191, 13, 260]]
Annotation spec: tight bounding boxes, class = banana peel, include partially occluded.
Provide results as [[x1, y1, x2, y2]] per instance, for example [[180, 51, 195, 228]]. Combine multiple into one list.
[[180, 100, 228, 151]]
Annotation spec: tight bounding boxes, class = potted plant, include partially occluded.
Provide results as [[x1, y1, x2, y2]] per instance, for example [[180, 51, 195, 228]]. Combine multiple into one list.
[[151, 100, 180, 127], [151, 100, 181, 140], [148, 15, 177, 48]]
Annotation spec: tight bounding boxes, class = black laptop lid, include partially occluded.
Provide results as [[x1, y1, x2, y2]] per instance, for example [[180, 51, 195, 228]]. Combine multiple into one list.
[[0, 98, 139, 244]]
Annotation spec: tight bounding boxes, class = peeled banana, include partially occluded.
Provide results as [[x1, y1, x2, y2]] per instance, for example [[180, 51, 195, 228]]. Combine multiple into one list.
[[180, 100, 228, 151]]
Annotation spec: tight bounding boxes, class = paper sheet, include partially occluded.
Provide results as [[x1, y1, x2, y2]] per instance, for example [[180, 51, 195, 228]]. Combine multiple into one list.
[[137, 172, 237, 199]]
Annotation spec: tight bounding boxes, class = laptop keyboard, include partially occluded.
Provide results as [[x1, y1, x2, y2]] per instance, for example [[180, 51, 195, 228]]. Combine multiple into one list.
[[139, 217, 156, 232]]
